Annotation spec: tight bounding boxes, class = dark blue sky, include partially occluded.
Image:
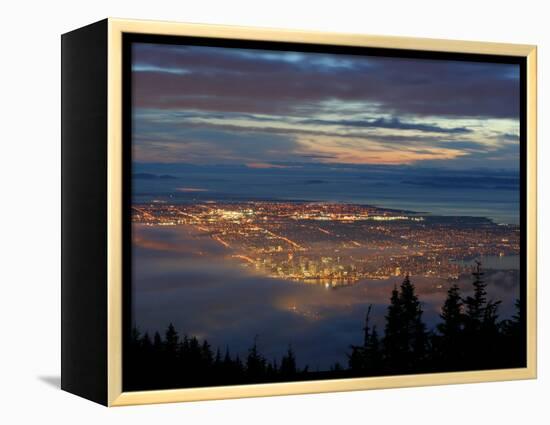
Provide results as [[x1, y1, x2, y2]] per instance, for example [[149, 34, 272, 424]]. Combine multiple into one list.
[[132, 42, 520, 170]]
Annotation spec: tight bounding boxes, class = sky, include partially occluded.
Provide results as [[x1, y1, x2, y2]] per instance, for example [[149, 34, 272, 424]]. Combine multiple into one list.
[[131, 42, 521, 170]]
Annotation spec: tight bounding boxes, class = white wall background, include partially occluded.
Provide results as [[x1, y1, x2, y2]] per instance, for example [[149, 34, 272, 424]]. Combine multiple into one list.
[[0, 0, 546, 423]]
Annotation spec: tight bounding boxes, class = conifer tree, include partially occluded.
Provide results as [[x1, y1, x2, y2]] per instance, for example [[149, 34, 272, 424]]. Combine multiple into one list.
[[234, 354, 244, 375], [164, 323, 179, 354], [153, 331, 162, 351], [363, 305, 373, 347], [482, 300, 501, 333], [501, 299, 522, 337], [201, 340, 214, 367], [188, 336, 202, 365], [141, 332, 152, 351], [462, 261, 503, 368], [438, 284, 463, 338], [383, 276, 427, 372], [280, 345, 297, 377], [180, 335, 190, 362], [463, 261, 487, 332], [266, 359, 279, 378], [246, 337, 267, 379], [383, 285, 404, 370], [368, 326, 381, 369], [499, 299, 525, 367], [130, 326, 141, 347], [348, 346, 364, 372], [349, 304, 381, 373], [400, 275, 427, 365], [331, 362, 343, 372], [214, 348, 222, 367], [436, 284, 464, 369], [223, 347, 232, 368]]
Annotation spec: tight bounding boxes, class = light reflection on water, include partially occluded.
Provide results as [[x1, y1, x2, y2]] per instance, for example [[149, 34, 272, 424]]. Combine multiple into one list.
[[132, 224, 520, 370], [133, 164, 520, 225]]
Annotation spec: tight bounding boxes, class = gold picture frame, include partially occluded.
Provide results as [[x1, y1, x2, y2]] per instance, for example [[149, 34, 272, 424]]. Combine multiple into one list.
[[61, 18, 537, 407]]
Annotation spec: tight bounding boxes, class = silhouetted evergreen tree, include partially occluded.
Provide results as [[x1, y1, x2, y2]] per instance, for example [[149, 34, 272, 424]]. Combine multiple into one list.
[[462, 262, 501, 369], [266, 359, 279, 379], [280, 345, 297, 377], [464, 261, 487, 332], [188, 337, 202, 369], [153, 331, 162, 351], [482, 300, 501, 337], [368, 327, 381, 369], [500, 299, 522, 341], [330, 362, 343, 372], [130, 326, 141, 347], [201, 340, 214, 367], [383, 285, 404, 371], [348, 347, 364, 371], [234, 354, 245, 377], [180, 335, 190, 361], [435, 284, 465, 370], [246, 337, 267, 380], [223, 347, 232, 369], [142, 332, 152, 352], [439, 285, 463, 337], [383, 276, 427, 373], [349, 305, 382, 374], [400, 275, 428, 368], [499, 299, 526, 367], [164, 323, 179, 354], [213, 348, 222, 373]]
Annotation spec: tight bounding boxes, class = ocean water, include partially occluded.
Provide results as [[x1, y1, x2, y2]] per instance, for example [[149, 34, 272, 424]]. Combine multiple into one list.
[[132, 163, 520, 224]]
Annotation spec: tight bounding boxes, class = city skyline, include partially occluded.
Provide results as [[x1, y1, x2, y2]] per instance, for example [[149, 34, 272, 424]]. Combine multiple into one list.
[[133, 201, 519, 286]]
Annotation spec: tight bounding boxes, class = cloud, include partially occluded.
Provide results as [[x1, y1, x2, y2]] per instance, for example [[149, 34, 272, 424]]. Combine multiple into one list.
[[176, 187, 209, 192], [301, 117, 472, 134], [133, 107, 520, 167], [245, 162, 299, 169], [144, 110, 472, 134], [294, 134, 468, 165], [133, 43, 520, 119], [500, 132, 520, 142], [131, 43, 520, 167], [132, 125, 303, 164]]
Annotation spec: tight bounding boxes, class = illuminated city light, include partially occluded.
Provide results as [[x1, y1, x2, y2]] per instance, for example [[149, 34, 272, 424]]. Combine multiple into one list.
[[132, 202, 519, 287]]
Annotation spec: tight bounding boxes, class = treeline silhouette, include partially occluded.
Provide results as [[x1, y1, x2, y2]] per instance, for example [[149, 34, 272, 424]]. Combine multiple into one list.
[[125, 263, 525, 391], [349, 263, 525, 376], [125, 330, 312, 390]]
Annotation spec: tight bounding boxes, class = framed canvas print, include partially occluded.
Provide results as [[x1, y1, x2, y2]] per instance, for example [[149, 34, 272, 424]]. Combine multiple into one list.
[[61, 18, 537, 406]]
